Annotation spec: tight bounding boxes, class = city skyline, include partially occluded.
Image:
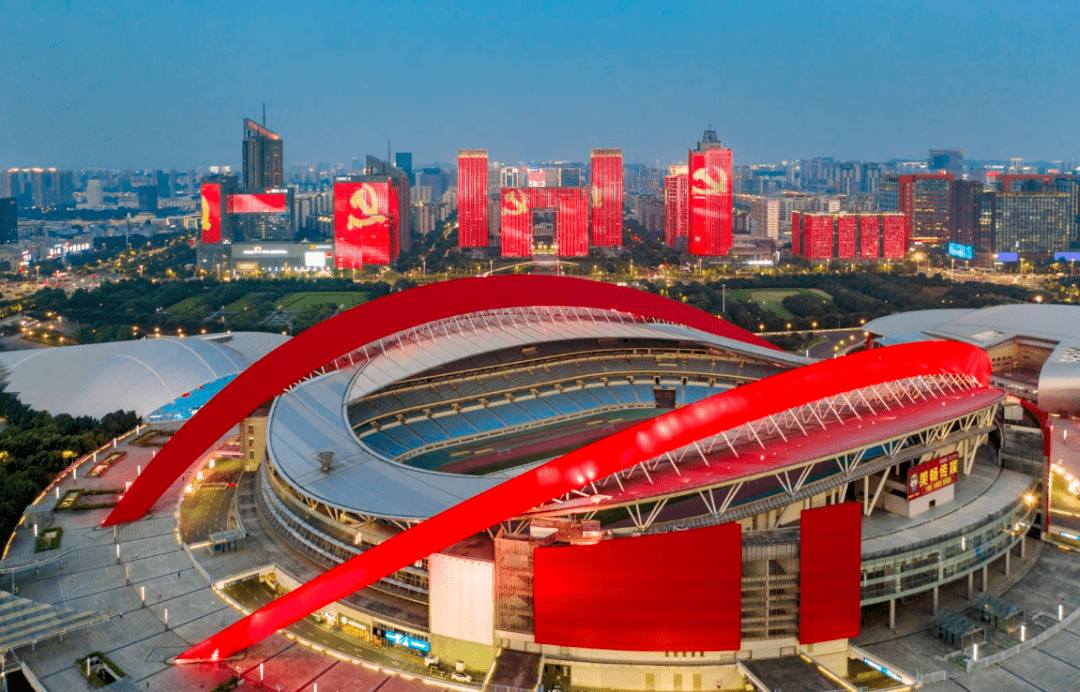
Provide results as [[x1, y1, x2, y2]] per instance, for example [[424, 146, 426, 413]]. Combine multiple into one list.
[[2, 2, 1078, 169]]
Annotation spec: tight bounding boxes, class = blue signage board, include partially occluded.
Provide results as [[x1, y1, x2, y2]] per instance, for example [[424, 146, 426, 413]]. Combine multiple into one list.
[[1054, 252, 1080, 262], [862, 658, 903, 683], [947, 243, 974, 260], [996, 252, 1019, 262], [384, 631, 430, 652]]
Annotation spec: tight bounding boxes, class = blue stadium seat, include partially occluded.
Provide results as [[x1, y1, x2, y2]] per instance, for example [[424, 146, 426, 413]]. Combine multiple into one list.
[[634, 385, 655, 404], [564, 389, 600, 410], [586, 386, 619, 406], [463, 408, 505, 433], [516, 397, 555, 419], [609, 385, 638, 405], [362, 432, 409, 457], [544, 393, 583, 415], [493, 403, 533, 426], [437, 415, 477, 438], [408, 419, 450, 444]]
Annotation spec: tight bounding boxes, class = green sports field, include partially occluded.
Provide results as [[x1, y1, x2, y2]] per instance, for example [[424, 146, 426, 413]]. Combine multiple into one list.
[[725, 288, 831, 319], [275, 292, 369, 311]]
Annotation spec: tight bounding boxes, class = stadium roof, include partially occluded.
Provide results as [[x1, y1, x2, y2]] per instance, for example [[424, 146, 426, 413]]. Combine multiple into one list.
[[270, 315, 808, 521], [0, 332, 288, 419]]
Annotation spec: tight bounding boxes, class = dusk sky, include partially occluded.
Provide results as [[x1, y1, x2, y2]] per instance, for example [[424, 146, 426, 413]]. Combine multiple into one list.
[[2, 1, 1077, 169]]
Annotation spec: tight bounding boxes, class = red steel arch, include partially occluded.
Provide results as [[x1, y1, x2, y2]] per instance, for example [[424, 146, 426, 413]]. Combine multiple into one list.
[[104, 276, 776, 527], [176, 341, 991, 661]]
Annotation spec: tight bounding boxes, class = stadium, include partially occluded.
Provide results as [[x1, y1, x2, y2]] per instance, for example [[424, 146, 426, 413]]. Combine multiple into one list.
[[0, 276, 1053, 692]]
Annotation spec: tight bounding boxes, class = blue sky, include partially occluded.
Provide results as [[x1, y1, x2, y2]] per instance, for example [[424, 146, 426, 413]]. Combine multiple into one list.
[[1, 1, 1077, 169]]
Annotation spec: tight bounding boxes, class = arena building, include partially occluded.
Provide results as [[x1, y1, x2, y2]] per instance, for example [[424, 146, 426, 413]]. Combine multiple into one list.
[[1, 277, 1057, 692]]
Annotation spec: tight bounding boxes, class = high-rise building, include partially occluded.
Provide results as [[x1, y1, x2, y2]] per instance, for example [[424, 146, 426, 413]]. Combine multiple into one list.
[[948, 180, 986, 251], [590, 149, 623, 247], [928, 149, 964, 176], [791, 212, 906, 260], [458, 150, 489, 248], [747, 196, 781, 240], [0, 197, 16, 245], [663, 165, 689, 247], [242, 118, 284, 189], [877, 173, 953, 247], [333, 175, 409, 268], [1002, 174, 1080, 241], [991, 192, 1074, 256], [395, 152, 413, 185], [136, 185, 158, 213], [687, 131, 732, 256]]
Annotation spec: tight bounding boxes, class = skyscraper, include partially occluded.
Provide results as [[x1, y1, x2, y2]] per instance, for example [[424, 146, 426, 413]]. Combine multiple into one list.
[[242, 118, 284, 189], [590, 148, 623, 247], [0, 197, 16, 245], [664, 165, 689, 247], [687, 129, 733, 256], [991, 192, 1073, 256], [395, 152, 414, 185], [458, 150, 489, 248], [877, 173, 953, 247], [928, 149, 964, 176]]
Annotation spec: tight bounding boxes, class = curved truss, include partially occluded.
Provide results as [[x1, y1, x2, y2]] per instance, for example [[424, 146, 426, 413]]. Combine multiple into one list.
[[176, 340, 991, 661], [105, 276, 776, 527]]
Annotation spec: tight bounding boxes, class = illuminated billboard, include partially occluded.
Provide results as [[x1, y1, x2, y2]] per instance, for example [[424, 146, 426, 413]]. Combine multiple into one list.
[[457, 150, 489, 248], [860, 216, 880, 258], [882, 215, 906, 258], [226, 193, 287, 214], [556, 188, 588, 257], [333, 181, 394, 269], [996, 252, 1019, 262], [907, 452, 959, 500], [837, 215, 857, 259], [200, 183, 221, 244], [947, 242, 974, 260], [527, 169, 545, 187]]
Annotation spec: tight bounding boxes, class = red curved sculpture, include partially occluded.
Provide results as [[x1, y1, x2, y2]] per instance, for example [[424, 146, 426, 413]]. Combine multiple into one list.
[[176, 341, 991, 661], [104, 276, 775, 527]]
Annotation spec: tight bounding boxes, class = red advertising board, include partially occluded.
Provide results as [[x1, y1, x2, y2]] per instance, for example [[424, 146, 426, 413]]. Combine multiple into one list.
[[533, 522, 742, 651], [359, 215, 392, 265], [226, 193, 287, 214], [804, 215, 833, 259], [799, 502, 861, 644], [860, 216, 880, 258], [882, 214, 906, 258], [556, 188, 589, 257], [333, 182, 363, 269], [837, 215, 858, 259], [527, 169, 546, 187], [907, 452, 959, 499], [200, 183, 221, 244], [500, 189, 532, 257], [590, 149, 622, 247], [457, 150, 489, 248]]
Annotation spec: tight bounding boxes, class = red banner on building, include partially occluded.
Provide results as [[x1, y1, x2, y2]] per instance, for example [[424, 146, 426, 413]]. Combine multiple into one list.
[[334, 181, 393, 269], [500, 189, 532, 257], [457, 150, 489, 248], [907, 452, 959, 499], [590, 149, 622, 247], [200, 183, 221, 244], [882, 214, 906, 258], [799, 502, 861, 644], [556, 188, 588, 257], [837, 215, 858, 259], [860, 216, 880, 258], [688, 148, 732, 256], [226, 193, 287, 214], [533, 522, 742, 651]]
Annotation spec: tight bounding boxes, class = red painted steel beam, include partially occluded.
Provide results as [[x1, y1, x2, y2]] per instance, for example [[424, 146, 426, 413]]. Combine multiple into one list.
[[104, 276, 776, 528], [176, 341, 990, 661]]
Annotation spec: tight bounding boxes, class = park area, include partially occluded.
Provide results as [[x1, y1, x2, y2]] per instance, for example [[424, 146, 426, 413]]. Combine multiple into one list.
[[727, 288, 831, 319]]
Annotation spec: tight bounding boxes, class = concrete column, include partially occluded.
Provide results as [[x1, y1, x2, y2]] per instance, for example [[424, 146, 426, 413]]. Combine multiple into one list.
[[1004, 549, 1011, 576], [932, 586, 939, 615], [981, 564, 989, 592], [889, 599, 896, 630], [968, 573, 974, 601], [1019, 536, 1027, 559]]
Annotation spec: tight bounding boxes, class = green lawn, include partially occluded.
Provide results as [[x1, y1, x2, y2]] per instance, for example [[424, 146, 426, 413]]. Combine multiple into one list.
[[224, 292, 273, 312], [727, 288, 830, 319], [167, 296, 209, 317], [275, 292, 369, 311]]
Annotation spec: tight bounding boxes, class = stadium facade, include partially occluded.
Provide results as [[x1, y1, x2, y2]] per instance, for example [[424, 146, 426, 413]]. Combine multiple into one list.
[[80, 276, 1039, 690]]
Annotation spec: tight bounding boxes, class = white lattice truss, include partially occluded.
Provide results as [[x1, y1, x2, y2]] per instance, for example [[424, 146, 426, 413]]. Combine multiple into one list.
[[281, 306, 684, 393], [520, 373, 997, 532]]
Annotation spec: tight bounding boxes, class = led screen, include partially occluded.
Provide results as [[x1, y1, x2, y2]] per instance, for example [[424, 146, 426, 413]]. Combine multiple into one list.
[[799, 502, 861, 644], [227, 193, 287, 214], [533, 522, 742, 651], [947, 242, 974, 260], [200, 183, 221, 244]]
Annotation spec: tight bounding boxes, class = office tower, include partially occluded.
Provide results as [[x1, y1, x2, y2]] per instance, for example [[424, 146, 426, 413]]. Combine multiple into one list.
[[417, 168, 450, 199], [85, 179, 104, 207], [363, 156, 412, 253], [991, 192, 1074, 256], [687, 130, 732, 256], [664, 165, 689, 246], [136, 185, 158, 213], [590, 149, 623, 247], [877, 173, 953, 246], [948, 180, 985, 250], [0, 198, 16, 244], [333, 173, 410, 268], [242, 118, 284, 189], [1002, 174, 1080, 240], [394, 152, 413, 185], [791, 212, 905, 260], [748, 196, 781, 240], [929, 149, 964, 176], [458, 150, 489, 248], [155, 170, 171, 198]]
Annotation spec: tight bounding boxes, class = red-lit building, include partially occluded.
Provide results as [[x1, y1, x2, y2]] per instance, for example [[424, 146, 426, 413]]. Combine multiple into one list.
[[500, 187, 589, 258], [792, 212, 907, 260], [590, 149, 623, 247], [457, 150, 489, 247], [664, 165, 689, 247], [333, 176, 408, 269], [688, 146, 733, 256]]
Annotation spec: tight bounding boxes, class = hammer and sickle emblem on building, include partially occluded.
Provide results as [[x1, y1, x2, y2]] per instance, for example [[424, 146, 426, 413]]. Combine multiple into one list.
[[349, 185, 380, 215]]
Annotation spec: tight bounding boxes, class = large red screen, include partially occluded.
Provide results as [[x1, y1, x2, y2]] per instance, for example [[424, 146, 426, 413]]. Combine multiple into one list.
[[533, 522, 742, 651], [200, 183, 221, 244], [226, 193, 287, 214], [799, 502, 861, 644]]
